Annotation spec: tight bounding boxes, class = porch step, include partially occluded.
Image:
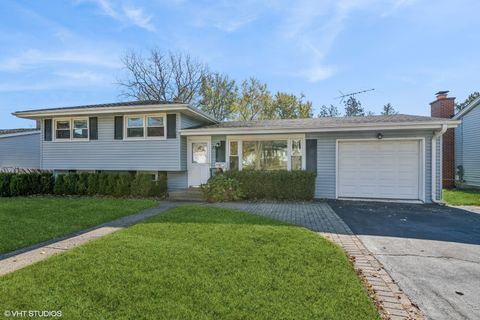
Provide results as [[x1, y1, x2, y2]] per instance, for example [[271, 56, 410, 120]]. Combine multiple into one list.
[[168, 188, 204, 202]]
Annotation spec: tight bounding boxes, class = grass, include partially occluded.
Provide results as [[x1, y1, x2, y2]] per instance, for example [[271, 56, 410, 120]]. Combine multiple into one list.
[[0, 197, 157, 254], [0, 206, 379, 320], [443, 189, 480, 206]]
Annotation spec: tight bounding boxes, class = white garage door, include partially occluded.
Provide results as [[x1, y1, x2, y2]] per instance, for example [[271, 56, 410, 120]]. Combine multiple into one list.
[[338, 140, 421, 200]]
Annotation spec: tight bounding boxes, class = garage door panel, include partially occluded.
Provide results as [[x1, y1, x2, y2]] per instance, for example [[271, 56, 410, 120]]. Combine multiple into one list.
[[338, 140, 421, 200]]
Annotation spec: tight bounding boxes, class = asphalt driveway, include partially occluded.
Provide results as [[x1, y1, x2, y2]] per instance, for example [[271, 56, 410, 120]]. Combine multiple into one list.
[[329, 201, 480, 320]]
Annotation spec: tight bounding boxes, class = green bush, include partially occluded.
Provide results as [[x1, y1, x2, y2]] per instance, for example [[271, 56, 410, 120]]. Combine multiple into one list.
[[1, 171, 167, 199], [63, 173, 79, 195], [224, 170, 316, 201], [0, 172, 54, 197], [87, 174, 99, 196], [0, 173, 13, 196], [201, 175, 243, 202], [54, 174, 65, 195], [113, 173, 133, 197]]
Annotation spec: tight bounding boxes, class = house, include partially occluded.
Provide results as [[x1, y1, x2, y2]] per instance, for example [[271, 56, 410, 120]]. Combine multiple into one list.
[[13, 101, 460, 203], [0, 128, 40, 171], [453, 94, 480, 188]]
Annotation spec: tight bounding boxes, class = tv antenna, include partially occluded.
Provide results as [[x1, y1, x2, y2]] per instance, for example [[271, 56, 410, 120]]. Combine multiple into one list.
[[335, 88, 375, 103]]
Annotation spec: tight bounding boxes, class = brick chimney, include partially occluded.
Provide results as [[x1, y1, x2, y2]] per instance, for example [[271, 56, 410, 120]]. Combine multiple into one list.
[[430, 91, 455, 188]]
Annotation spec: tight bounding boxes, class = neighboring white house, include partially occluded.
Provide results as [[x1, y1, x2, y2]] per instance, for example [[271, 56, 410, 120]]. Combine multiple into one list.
[[12, 100, 460, 203], [0, 129, 41, 171], [454, 95, 480, 188]]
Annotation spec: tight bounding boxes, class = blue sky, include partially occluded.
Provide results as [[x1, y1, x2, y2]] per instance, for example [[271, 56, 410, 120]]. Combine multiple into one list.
[[1, 0, 479, 128]]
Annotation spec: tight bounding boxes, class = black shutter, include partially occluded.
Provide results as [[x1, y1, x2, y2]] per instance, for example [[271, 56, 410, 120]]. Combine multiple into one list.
[[215, 141, 226, 162], [44, 119, 52, 141], [306, 139, 317, 173], [114, 116, 123, 140], [167, 114, 176, 138], [89, 117, 98, 140]]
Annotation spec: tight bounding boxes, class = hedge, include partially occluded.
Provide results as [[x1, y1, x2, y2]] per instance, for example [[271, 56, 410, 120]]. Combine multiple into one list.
[[54, 172, 167, 198], [224, 170, 316, 201], [0, 172, 167, 198], [0, 172, 54, 197]]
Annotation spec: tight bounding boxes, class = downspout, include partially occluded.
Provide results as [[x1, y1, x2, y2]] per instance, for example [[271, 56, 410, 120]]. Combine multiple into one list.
[[431, 124, 448, 204]]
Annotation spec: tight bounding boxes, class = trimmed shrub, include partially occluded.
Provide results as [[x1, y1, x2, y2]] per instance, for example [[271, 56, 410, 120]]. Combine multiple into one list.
[[9, 174, 30, 196], [201, 175, 243, 202], [39, 173, 54, 194], [131, 174, 155, 197], [63, 173, 79, 195], [87, 174, 99, 196], [54, 174, 66, 195], [0, 173, 13, 196], [113, 173, 133, 197], [75, 173, 90, 195], [224, 170, 316, 201]]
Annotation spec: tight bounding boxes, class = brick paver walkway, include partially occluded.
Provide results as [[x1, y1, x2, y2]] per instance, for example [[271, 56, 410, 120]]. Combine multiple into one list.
[[210, 202, 423, 320]]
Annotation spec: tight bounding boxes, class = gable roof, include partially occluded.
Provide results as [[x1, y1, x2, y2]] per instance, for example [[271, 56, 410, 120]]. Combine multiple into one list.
[[181, 114, 460, 135], [0, 128, 40, 138], [13, 100, 218, 124], [453, 96, 480, 120]]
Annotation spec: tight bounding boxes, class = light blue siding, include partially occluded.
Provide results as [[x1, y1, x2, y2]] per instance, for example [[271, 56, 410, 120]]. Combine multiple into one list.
[[41, 113, 182, 171], [0, 133, 40, 169], [306, 130, 439, 203], [167, 171, 188, 191], [455, 105, 480, 187]]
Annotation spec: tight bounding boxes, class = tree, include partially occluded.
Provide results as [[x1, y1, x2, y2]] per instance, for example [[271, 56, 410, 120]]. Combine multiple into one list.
[[344, 96, 365, 116], [381, 103, 398, 115], [118, 49, 208, 103], [271, 92, 313, 119], [456, 92, 480, 111], [198, 72, 237, 121], [235, 78, 272, 121], [318, 104, 340, 117]]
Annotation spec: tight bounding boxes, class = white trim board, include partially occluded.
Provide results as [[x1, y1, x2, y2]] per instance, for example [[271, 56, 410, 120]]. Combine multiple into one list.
[[180, 121, 460, 136], [335, 137, 426, 203]]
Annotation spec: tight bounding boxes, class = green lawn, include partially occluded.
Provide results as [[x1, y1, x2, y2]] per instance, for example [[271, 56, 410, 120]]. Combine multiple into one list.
[[443, 189, 480, 206], [0, 197, 157, 254], [0, 206, 379, 320]]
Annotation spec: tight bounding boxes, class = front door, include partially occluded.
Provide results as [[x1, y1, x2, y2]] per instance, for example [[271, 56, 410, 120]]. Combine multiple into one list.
[[187, 136, 211, 187]]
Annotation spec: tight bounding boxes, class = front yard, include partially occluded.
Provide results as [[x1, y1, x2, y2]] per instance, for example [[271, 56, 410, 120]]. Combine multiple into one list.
[[0, 206, 379, 319], [0, 197, 156, 254], [443, 189, 480, 206]]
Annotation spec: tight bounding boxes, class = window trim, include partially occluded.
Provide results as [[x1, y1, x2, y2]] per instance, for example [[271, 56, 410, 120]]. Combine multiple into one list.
[[226, 134, 306, 171], [53, 117, 89, 142], [124, 113, 167, 140]]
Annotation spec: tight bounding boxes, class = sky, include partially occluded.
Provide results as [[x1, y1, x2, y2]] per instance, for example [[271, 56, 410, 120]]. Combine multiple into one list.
[[0, 0, 479, 128]]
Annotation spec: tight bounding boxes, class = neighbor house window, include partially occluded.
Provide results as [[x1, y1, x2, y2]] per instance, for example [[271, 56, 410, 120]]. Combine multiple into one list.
[[55, 120, 70, 140], [147, 116, 165, 137], [242, 140, 288, 171], [125, 114, 166, 139], [291, 139, 302, 170], [229, 141, 239, 170], [73, 119, 88, 139]]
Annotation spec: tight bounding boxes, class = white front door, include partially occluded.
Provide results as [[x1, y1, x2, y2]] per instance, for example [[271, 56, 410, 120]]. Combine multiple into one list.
[[337, 140, 422, 200], [187, 136, 211, 187]]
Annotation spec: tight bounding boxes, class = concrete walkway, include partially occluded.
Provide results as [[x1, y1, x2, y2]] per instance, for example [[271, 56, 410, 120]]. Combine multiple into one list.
[[0, 201, 180, 276], [210, 202, 423, 320]]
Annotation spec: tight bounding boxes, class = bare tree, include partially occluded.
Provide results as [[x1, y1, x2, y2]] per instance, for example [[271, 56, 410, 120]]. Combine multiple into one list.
[[118, 49, 208, 103]]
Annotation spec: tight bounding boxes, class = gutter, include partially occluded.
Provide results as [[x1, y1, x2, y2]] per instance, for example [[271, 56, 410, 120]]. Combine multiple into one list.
[[431, 124, 448, 204]]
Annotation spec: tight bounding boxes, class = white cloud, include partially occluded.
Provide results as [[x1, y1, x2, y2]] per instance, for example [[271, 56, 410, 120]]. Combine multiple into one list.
[[89, 0, 155, 32], [123, 6, 155, 32], [0, 48, 121, 72]]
